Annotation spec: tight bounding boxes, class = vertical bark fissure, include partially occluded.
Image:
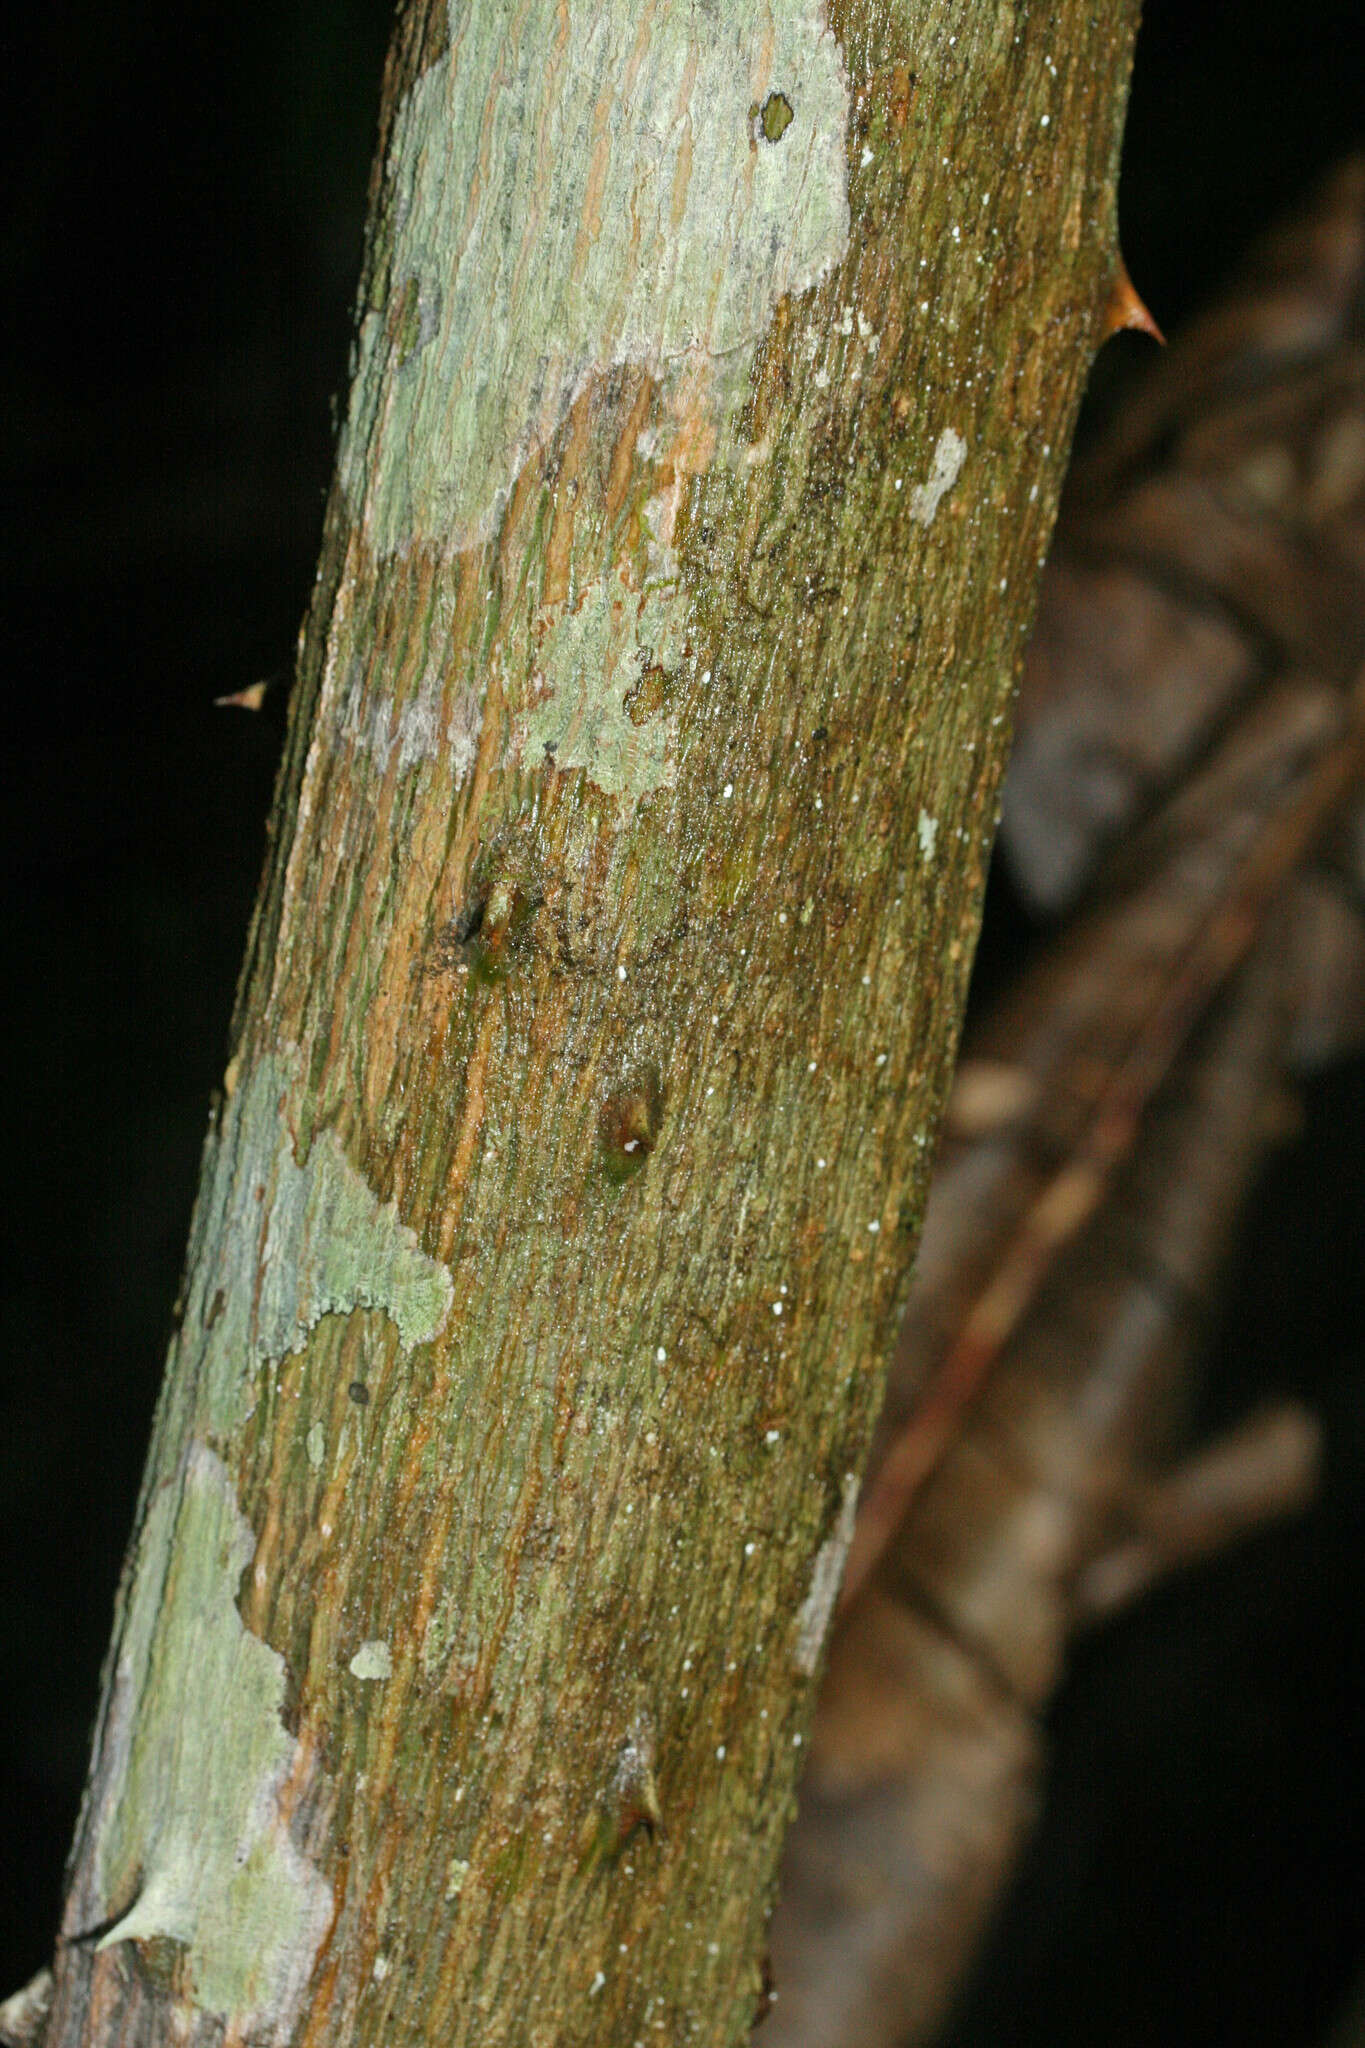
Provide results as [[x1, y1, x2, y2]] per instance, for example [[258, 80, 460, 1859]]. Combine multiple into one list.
[[46, 2, 1140, 2043]]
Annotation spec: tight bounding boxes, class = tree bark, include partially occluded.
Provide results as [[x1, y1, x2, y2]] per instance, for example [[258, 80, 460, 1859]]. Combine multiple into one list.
[[42, 2, 1139, 2042]]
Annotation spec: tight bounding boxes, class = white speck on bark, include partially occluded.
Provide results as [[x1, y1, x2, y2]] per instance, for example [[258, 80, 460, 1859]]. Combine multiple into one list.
[[908, 427, 968, 526]]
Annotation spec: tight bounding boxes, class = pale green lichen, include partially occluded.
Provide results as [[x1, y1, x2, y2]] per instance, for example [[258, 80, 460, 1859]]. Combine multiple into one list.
[[349, 1639, 394, 1681], [917, 808, 939, 861], [908, 427, 967, 527], [518, 570, 685, 803], [94, 1446, 332, 2036], [184, 1050, 454, 1436], [338, 0, 851, 551]]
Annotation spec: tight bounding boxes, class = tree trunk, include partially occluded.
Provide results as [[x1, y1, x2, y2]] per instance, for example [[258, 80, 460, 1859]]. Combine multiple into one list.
[[41, 2, 1139, 2042]]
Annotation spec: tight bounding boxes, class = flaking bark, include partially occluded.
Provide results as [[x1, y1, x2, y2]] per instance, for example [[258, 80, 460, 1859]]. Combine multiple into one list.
[[42, 2, 1140, 2043]]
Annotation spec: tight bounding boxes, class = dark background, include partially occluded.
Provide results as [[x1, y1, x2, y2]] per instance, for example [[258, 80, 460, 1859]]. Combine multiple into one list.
[[1, 2, 1362, 2038]]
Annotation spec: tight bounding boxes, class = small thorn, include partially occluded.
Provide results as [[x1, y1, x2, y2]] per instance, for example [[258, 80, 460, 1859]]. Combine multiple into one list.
[[576, 1714, 664, 1871], [610, 1716, 664, 1845], [215, 680, 269, 712], [1100, 256, 1164, 346]]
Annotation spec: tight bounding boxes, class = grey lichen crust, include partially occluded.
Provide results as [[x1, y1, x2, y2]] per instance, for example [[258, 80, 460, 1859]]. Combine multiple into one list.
[[338, 0, 851, 552], [185, 1050, 454, 1436], [92, 1447, 333, 2040]]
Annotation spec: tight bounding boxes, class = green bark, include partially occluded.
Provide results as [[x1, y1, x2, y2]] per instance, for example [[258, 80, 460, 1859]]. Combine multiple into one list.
[[44, 1, 1139, 2042]]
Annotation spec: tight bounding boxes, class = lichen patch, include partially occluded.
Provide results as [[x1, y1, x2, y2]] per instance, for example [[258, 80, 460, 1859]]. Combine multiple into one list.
[[92, 1446, 332, 2038], [349, 1639, 394, 1681], [518, 570, 684, 804], [917, 808, 939, 861], [336, 657, 482, 783], [908, 427, 967, 527], [339, 0, 852, 551], [182, 1050, 454, 1435]]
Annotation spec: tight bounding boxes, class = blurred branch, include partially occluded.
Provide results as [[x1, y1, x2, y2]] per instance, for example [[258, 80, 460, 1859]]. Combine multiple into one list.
[[765, 939, 1298, 2048], [1075, 1400, 1321, 1622], [844, 656, 1365, 1609]]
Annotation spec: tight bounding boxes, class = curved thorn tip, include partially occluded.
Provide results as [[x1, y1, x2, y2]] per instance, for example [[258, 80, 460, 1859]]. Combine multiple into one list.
[[1100, 256, 1165, 346]]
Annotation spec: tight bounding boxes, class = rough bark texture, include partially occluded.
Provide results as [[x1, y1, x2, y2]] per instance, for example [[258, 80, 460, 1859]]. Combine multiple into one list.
[[44, 2, 1139, 2043]]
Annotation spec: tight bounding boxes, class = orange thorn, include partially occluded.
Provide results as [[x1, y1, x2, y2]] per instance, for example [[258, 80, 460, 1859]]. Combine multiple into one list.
[[1100, 256, 1164, 345], [215, 681, 269, 712]]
